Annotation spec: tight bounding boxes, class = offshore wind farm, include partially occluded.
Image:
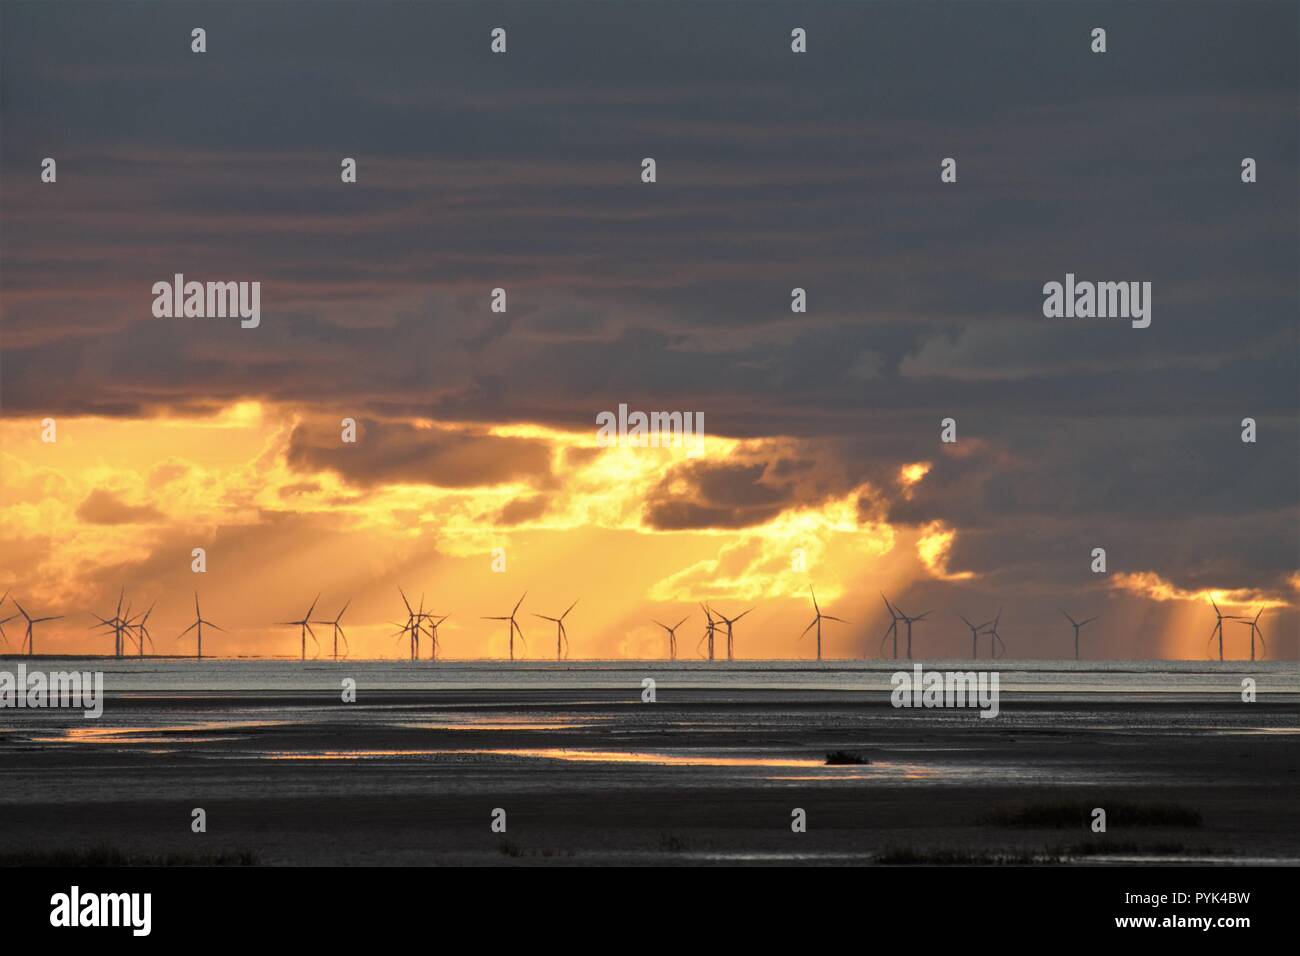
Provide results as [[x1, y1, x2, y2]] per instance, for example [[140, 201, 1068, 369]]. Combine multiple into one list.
[[0, 587, 1284, 663]]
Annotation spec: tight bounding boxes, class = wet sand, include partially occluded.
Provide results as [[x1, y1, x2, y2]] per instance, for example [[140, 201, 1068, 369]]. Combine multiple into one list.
[[1, 661, 1297, 865]]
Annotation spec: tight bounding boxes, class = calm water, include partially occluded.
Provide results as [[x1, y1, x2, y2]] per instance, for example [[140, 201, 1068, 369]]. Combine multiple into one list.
[[3, 656, 1295, 695]]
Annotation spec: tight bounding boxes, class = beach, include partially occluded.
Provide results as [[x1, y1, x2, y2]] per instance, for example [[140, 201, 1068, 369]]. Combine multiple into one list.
[[1, 658, 1297, 865]]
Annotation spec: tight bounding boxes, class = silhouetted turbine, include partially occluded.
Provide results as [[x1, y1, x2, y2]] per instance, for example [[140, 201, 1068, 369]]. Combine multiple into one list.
[[710, 606, 753, 661], [313, 599, 351, 660], [91, 589, 132, 658], [1207, 600, 1242, 662], [14, 600, 64, 656], [698, 603, 719, 660], [958, 612, 995, 659], [483, 592, 527, 660], [396, 588, 426, 660], [1237, 608, 1267, 662], [533, 598, 578, 661], [426, 614, 449, 660], [893, 603, 930, 660], [1059, 609, 1097, 661], [276, 595, 321, 661], [654, 615, 689, 661], [128, 603, 157, 657], [878, 594, 903, 659], [176, 593, 223, 660], [800, 587, 847, 661], [985, 607, 1006, 659]]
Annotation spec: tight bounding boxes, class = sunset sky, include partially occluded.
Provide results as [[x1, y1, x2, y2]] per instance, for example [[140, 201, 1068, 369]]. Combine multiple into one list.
[[1, 1, 1296, 660]]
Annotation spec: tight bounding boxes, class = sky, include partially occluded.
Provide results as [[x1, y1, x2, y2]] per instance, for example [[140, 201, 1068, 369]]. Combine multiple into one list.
[[1, 1, 1296, 660]]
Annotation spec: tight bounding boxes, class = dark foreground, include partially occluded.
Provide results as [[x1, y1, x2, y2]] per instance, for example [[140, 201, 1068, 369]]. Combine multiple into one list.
[[1, 662, 1297, 865]]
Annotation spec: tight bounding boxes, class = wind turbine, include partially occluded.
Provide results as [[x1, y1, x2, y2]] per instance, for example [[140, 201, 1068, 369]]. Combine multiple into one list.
[[1060, 609, 1097, 661], [985, 606, 1006, 659], [653, 615, 689, 661], [129, 603, 157, 657], [396, 588, 426, 660], [277, 595, 321, 662], [14, 600, 64, 656], [698, 603, 718, 660], [958, 612, 996, 659], [533, 598, 578, 661], [314, 599, 351, 660], [711, 606, 753, 661], [426, 614, 449, 661], [1207, 600, 1241, 661], [176, 593, 223, 660], [92, 589, 130, 658], [878, 594, 902, 659], [483, 592, 527, 660], [1237, 608, 1266, 662], [800, 587, 846, 661], [894, 603, 930, 659]]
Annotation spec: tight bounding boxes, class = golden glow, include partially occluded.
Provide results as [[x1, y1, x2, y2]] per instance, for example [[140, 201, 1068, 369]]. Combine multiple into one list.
[[916, 521, 974, 582], [1112, 571, 1289, 611], [0, 402, 940, 659]]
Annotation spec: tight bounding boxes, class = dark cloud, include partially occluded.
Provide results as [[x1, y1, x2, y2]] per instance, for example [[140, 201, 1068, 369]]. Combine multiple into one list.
[[287, 420, 552, 489], [75, 489, 164, 525], [645, 461, 792, 530], [1, 1, 1295, 624]]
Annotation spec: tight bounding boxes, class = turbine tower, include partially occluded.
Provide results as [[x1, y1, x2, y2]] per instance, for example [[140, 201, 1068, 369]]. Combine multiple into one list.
[[653, 615, 689, 661], [711, 606, 754, 661], [893, 603, 930, 659], [483, 592, 527, 660], [800, 587, 846, 661], [958, 613, 990, 659], [276, 595, 321, 662], [1208, 600, 1241, 662], [129, 603, 157, 657], [985, 607, 1006, 659], [314, 600, 351, 660], [395, 588, 430, 660], [878, 594, 903, 659], [1237, 608, 1267, 662], [92, 589, 131, 658], [426, 614, 449, 661], [176, 593, 223, 660], [1059, 609, 1097, 661], [14, 600, 64, 656], [533, 598, 578, 661], [698, 604, 719, 660]]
